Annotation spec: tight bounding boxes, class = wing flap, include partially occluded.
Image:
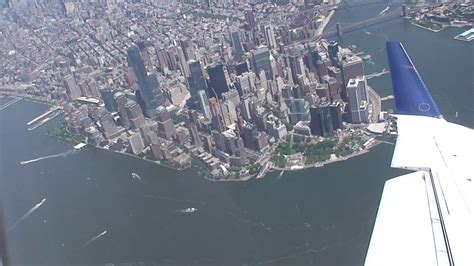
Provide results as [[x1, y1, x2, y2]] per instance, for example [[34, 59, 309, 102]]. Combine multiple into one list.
[[365, 171, 438, 266]]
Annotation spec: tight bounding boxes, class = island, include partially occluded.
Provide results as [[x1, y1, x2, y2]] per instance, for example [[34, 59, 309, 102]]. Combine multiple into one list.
[[1, 0, 392, 181], [404, 1, 473, 33]]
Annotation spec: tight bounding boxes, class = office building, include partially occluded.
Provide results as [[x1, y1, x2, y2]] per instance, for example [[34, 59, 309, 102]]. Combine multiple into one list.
[[230, 30, 244, 61], [125, 101, 145, 129], [207, 63, 230, 99], [127, 45, 157, 110], [346, 77, 369, 123], [197, 90, 212, 120], [328, 41, 339, 63], [330, 101, 344, 130], [309, 102, 334, 137], [188, 60, 207, 103], [264, 24, 277, 50], [128, 132, 145, 155], [99, 87, 117, 112], [251, 47, 273, 80], [235, 62, 249, 76], [64, 75, 81, 101], [114, 92, 130, 128], [341, 55, 364, 97], [156, 106, 176, 139]]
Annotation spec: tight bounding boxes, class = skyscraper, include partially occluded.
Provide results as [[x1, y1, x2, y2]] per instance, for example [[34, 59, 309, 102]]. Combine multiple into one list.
[[99, 87, 117, 112], [346, 77, 369, 124], [264, 24, 277, 50], [127, 45, 157, 110], [207, 63, 230, 99], [230, 30, 244, 62], [156, 106, 176, 140], [328, 41, 339, 63], [330, 101, 343, 130], [188, 60, 207, 103], [125, 101, 145, 129], [341, 55, 364, 98], [309, 102, 334, 137], [251, 47, 273, 80], [64, 75, 81, 101], [114, 92, 130, 128], [197, 90, 212, 120]]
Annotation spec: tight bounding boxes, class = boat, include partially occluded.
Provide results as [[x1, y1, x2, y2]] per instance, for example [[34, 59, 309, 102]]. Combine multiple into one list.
[[362, 54, 371, 60], [131, 172, 142, 180], [73, 143, 87, 150], [183, 208, 197, 213]]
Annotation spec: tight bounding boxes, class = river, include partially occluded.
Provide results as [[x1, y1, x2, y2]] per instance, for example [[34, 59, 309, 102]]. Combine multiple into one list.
[[1, 0, 472, 265]]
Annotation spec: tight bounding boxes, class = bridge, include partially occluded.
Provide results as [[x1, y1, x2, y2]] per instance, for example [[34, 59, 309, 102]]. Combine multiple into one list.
[[291, 5, 402, 45]]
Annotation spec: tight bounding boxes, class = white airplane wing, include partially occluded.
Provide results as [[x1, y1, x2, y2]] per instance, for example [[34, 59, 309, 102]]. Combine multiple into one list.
[[365, 42, 474, 266]]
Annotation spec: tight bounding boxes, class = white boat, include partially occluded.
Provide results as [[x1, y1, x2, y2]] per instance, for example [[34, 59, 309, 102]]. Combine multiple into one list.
[[73, 143, 87, 150], [183, 208, 197, 213], [131, 172, 142, 180]]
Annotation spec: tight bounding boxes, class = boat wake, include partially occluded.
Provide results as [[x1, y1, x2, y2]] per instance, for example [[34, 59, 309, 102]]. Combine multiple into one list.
[[20, 150, 76, 165], [379, 6, 390, 16], [8, 198, 46, 231], [82, 230, 107, 248]]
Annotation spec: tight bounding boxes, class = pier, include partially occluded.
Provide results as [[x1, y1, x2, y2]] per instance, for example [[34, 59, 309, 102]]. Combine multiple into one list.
[[366, 69, 390, 80], [0, 97, 21, 111], [27, 106, 63, 130]]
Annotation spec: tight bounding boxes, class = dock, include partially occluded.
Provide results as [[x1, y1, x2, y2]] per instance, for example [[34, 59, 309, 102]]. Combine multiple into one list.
[[454, 28, 474, 42], [27, 106, 63, 130], [256, 161, 272, 179], [0, 97, 21, 111]]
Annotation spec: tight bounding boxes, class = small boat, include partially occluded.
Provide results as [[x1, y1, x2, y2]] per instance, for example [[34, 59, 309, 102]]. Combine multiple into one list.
[[183, 208, 197, 213], [362, 54, 371, 60], [455, 111, 459, 118], [131, 173, 142, 180]]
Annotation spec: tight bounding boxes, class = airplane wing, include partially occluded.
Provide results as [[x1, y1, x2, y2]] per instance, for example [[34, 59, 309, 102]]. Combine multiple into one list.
[[365, 42, 474, 266]]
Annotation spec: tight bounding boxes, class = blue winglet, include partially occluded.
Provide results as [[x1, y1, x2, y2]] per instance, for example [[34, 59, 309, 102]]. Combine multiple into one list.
[[386, 41, 441, 118]]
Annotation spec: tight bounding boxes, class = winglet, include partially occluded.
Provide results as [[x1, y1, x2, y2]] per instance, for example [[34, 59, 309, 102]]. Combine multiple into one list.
[[386, 42, 441, 118]]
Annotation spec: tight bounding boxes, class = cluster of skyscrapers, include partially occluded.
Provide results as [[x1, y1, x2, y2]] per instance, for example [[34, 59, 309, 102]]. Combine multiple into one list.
[[1, 0, 371, 174]]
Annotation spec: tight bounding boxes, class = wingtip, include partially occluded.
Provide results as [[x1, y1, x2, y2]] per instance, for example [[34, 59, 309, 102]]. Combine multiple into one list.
[[386, 41, 442, 118]]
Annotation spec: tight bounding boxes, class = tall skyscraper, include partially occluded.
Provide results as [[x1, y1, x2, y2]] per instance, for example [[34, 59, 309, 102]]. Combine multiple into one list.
[[207, 63, 230, 99], [284, 44, 306, 83], [251, 47, 273, 80], [328, 41, 339, 63], [125, 101, 145, 129], [197, 90, 212, 120], [310, 102, 334, 137], [100, 87, 117, 112], [330, 101, 343, 130], [341, 55, 364, 98], [156, 106, 176, 140], [188, 60, 207, 103], [63, 75, 81, 101], [127, 45, 157, 110], [264, 24, 277, 50], [230, 30, 244, 62], [114, 92, 130, 128], [346, 77, 369, 124], [235, 62, 249, 76]]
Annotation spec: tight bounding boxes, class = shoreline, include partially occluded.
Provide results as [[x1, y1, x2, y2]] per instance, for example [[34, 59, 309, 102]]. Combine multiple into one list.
[[410, 20, 444, 32], [316, 9, 336, 36], [46, 133, 185, 172], [270, 144, 375, 172]]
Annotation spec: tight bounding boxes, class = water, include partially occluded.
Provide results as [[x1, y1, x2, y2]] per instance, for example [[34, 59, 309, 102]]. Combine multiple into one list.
[[1, 1, 472, 265]]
